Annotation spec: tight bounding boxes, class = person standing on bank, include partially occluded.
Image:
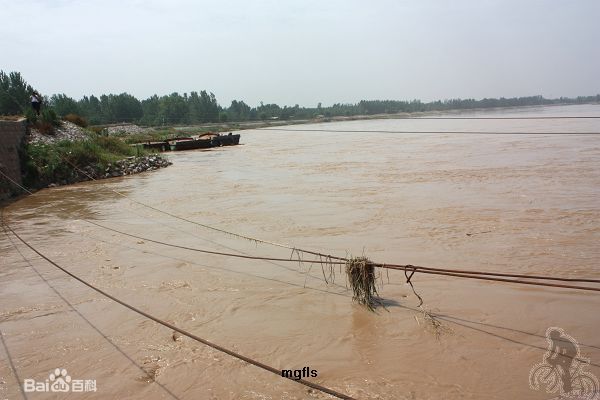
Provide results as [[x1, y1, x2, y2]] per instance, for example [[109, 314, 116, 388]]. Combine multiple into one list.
[[31, 92, 41, 116]]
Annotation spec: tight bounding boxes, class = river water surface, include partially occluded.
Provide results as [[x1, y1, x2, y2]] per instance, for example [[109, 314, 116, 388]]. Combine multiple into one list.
[[1, 104, 600, 399]]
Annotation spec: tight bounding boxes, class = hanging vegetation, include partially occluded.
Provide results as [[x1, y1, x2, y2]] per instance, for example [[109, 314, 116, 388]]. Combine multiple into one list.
[[345, 256, 380, 311]]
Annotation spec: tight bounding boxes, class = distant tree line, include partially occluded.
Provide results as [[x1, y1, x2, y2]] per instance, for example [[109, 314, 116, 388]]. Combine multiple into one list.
[[2, 70, 599, 125]]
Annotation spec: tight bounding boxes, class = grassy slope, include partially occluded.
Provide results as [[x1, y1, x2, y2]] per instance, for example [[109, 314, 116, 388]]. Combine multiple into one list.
[[22, 134, 151, 188]]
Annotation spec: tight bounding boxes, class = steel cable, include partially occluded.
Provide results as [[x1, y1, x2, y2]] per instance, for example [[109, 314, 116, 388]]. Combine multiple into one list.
[[2, 169, 599, 292], [0, 219, 356, 400]]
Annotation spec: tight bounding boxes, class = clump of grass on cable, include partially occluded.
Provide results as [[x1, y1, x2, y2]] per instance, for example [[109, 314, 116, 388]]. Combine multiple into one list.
[[345, 256, 381, 311]]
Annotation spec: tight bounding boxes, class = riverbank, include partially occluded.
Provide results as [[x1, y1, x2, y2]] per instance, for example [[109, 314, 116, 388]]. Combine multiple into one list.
[[0, 119, 172, 204], [45, 154, 172, 187], [22, 134, 171, 189]]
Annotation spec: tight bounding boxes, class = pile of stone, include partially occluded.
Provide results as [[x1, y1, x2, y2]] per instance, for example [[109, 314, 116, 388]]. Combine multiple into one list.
[[105, 124, 153, 136], [28, 121, 88, 144], [47, 155, 172, 188], [101, 155, 172, 178]]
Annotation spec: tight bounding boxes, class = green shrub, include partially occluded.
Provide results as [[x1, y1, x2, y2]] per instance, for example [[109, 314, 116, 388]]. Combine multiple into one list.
[[22, 141, 71, 186], [24, 108, 37, 124], [93, 135, 135, 155], [40, 108, 60, 127], [25, 107, 61, 135]]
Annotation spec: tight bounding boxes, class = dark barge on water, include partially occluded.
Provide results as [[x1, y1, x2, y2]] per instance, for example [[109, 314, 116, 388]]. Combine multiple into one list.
[[138, 132, 240, 152], [169, 132, 240, 151]]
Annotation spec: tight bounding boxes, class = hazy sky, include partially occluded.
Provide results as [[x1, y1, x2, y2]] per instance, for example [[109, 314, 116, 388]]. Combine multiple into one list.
[[1, 0, 599, 107]]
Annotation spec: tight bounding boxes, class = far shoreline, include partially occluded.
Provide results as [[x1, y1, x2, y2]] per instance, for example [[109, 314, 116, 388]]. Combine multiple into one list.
[[154, 101, 600, 134]]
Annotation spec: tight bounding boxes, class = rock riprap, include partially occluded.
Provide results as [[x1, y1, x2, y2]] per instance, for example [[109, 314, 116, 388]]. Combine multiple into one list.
[[47, 155, 172, 188], [102, 155, 172, 178]]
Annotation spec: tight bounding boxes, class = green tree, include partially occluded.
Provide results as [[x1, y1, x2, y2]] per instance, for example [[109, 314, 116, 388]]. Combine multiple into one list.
[[109, 93, 143, 122], [78, 95, 102, 124], [159, 92, 187, 124], [0, 71, 35, 115], [140, 95, 161, 125], [187, 90, 218, 123], [50, 93, 80, 116], [227, 100, 251, 121]]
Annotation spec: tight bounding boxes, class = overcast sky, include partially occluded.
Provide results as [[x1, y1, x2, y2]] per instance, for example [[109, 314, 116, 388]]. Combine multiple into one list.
[[1, 0, 599, 107]]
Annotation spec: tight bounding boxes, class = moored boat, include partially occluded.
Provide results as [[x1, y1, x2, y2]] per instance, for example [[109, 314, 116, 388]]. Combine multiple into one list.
[[210, 133, 241, 147], [167, 132, 241, 151], [168, 136, 212, 151], [141, 141, 170, 151]]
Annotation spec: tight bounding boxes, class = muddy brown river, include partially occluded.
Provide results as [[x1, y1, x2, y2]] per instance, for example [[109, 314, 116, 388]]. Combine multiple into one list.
[[1, 104, 600, 399]]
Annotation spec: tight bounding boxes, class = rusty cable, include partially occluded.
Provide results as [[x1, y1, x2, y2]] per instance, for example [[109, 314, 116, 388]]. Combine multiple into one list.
[[1, 219, 356, 400], [2, 168, 600, 291]]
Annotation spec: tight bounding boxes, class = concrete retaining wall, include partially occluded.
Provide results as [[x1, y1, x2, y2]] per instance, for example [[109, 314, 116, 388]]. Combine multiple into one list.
[[0, 119, 27, 201]]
